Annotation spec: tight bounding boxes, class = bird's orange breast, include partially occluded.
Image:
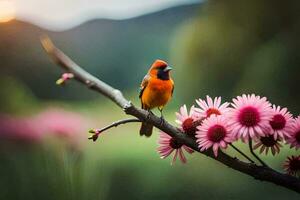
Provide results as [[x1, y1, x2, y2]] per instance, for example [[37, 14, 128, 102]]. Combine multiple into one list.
[[141, 78, 173, 110]]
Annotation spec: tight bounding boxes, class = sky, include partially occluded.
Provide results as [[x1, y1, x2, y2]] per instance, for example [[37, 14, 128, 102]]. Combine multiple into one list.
[[9, 0, 201, 30]]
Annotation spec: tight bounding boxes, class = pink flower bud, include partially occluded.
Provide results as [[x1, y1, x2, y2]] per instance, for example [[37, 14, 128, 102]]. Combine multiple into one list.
[[56, 73, 74, 85], [88, 129, 102, 141]]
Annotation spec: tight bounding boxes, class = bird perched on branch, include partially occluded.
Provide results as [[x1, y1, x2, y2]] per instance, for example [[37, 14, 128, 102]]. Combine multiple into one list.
[[139, 59, 174, 137]]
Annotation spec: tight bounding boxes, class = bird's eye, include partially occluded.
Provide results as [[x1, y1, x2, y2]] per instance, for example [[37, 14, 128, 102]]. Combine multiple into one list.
[[156, 66, 166, 70]]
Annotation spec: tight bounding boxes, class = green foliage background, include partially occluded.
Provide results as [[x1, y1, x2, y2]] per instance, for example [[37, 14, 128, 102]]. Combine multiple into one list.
[[172, 0, 300, 113]]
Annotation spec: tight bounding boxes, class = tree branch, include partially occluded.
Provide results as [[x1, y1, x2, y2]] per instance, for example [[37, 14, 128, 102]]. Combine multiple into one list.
[[40, 36, 300, 194], [249, 139, 269, 167], [229, 143, 255, 164], [88, 118, 141, 141]]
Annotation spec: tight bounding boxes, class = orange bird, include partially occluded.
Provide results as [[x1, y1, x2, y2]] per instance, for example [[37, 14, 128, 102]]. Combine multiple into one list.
[[139, 59, 174, 137]]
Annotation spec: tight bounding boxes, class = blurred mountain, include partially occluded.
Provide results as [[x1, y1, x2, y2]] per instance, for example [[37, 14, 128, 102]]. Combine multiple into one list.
[[0, 3, 201, 100]]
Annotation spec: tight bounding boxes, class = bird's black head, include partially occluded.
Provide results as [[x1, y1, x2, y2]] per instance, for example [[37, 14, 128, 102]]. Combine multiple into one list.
[[149, 60, 172, 80], [156, 65, 172, 80]]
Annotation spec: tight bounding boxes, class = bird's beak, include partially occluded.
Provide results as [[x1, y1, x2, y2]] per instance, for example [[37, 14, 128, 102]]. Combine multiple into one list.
[[163, 65, 172, 72]]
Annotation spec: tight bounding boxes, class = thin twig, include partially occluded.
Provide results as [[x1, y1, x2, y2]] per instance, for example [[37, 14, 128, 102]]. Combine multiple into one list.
[[40, 35, 129, 108], [249, 139, 269, 167], [40, 36, 300, 193], [229, 143, 255, 164], [89, 118, 141, 141]]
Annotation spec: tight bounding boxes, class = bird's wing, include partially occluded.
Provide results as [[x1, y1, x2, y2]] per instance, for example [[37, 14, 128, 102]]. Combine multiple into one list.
[[171, 79, 174, 96], [139, 74, 150, 99]]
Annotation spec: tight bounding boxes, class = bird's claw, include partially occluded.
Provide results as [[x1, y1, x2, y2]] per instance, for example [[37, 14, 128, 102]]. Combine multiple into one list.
[[160, 116, 165, 126], [146, 111, 154, 120]]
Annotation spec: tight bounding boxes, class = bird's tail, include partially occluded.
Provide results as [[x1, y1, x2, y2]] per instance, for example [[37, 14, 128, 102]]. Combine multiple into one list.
[[139, 122, 153, 137]]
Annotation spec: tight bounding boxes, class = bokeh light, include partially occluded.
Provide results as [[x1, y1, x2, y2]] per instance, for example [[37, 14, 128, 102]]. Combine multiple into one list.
[[0, 1, 16, 23]]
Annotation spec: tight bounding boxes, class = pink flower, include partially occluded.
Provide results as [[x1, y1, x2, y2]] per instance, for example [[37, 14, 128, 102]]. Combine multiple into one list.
[[175, 104, 203, 135], [157, 131, 193, 164], [286, 116, 300, 150], [269, 105, 294, 140], [0, 108, 89, 148], [196, 115, 234, 157], [229, 94, 272, 142], [253, 135, 282, 155], [195, 96, 230, 118], [283, 155, 300, 176], [34, 109, 84, 137], [33, 108, 87, 146], [0, 115, 42, 142]]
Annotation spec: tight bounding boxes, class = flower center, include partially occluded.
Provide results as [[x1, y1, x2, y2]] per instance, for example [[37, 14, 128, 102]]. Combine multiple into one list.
[[207, 125, 227, 143], [182, 117, 196, 135], [270, 114, 286, 130], [206, 108, 221, 117], [289, 158, 300, 171], [169, 138, 183, 149], [295, 131, 300, 143], [260, 135, 277, 147], [238, 106, 260, 127]]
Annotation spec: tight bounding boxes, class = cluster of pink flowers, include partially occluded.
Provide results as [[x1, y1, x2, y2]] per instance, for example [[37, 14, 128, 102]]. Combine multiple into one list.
[[157, 94, 300, 175], [0, 108, 88, 148]]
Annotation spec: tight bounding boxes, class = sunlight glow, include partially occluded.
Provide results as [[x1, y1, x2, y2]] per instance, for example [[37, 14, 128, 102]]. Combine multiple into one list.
[[0, 1, 16, 23]]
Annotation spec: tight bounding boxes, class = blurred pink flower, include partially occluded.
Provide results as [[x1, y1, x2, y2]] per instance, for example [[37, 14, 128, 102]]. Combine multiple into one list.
[[286, 116, 300, 150], [269, 105, 294, 140], [33, 108, 88, 147], [157, 131, 193, 164], [0, 108, 88, 146], [34, 109, 85, 137], [229, 94, 272, 142], [0, 115, 42, 142], [283, 155, 300, 176], [195, 96, 230, 118], [196, 115, 234, 157]]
